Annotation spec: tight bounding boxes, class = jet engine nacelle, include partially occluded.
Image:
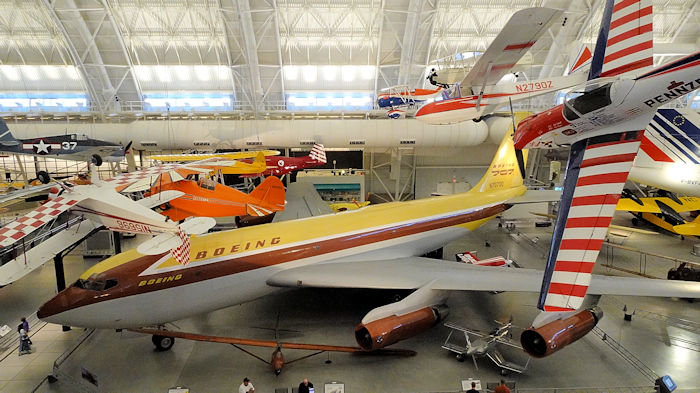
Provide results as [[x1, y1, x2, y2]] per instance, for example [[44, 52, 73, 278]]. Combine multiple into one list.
[[354, 304, 449, 351], [520, 307, 603, 358]]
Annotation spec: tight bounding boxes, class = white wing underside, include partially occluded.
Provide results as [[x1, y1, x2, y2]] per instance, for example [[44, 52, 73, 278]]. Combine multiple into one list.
[[266, 257, 700, 298], [459, 7, 562, 89]]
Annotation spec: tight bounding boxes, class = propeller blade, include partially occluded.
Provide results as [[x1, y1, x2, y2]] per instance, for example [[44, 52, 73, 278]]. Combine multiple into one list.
[[124, 141, 133, 153]]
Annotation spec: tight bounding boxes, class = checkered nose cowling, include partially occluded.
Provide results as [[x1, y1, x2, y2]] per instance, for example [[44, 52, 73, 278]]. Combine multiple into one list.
[[309, 144, 326, 163]]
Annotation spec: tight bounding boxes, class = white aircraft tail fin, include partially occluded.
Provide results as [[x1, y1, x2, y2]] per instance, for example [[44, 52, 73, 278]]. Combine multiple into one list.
[[589, 0, 653, 79], [637, 108, 700, 166]]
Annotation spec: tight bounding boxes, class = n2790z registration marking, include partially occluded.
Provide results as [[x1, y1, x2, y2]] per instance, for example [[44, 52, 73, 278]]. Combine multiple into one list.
[[515, 81, 552, 92]]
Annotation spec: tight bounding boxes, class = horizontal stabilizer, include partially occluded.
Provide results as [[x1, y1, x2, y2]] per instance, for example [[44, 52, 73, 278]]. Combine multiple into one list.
[[506, 189, 561, 204], [136, 232, 184, 255], [179, 216, 216, 235]]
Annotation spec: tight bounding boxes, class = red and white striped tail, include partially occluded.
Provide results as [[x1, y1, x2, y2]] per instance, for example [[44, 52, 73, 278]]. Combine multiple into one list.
[[309, 143, 326, 163], [600, 0, 653, 77], [170, 228, 191, 265], [540, 131, 643, 311]]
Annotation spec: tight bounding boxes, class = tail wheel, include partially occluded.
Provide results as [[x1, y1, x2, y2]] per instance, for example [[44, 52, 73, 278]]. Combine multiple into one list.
[[36, 170, 51, 184], [152, 335, 174, 351], [91, 154, 103, 167]]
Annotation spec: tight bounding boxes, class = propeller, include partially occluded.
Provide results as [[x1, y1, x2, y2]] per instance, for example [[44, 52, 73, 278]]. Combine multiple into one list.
[[124, 140, 133, 154]]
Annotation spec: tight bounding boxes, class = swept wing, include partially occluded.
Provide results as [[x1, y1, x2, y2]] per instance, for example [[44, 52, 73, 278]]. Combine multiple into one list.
[[265, 257, 700, 299]]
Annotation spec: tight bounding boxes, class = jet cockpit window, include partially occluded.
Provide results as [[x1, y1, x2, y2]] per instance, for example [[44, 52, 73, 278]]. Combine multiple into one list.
[[73, 278, 118, 291], [563, 83, 613, 121]]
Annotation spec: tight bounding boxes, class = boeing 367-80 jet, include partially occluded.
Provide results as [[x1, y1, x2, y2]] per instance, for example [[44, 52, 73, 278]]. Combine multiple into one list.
[[37, 133, 699, 365]]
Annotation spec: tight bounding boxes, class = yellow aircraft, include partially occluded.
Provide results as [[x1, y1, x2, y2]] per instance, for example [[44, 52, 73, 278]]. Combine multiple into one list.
[[616, 196, 700, 237], [148, 150, 269, 176]]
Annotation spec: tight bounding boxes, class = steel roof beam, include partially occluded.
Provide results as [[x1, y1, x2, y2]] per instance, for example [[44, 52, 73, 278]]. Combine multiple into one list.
[[235, 0, 264, 115]]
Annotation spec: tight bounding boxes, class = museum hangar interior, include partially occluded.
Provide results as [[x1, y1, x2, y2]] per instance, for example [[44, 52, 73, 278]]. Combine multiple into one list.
[[0, 0, 698, 392]]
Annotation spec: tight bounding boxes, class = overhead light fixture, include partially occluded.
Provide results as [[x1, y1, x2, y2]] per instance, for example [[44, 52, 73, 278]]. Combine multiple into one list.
[[342, 65, 355, 82], [134, 66, 152, 82], [284, 66, 299, 81], [302, 65, 317, 83], [195, 65, 210, 81], [323, 65, 337, 81], [0, 66, 20, 81], [23, 65, 39, 81], [156, 66, 171, 83], [174, 65, 190, 81], [359, 65, 375, 80], [41, 65, 60, 80]]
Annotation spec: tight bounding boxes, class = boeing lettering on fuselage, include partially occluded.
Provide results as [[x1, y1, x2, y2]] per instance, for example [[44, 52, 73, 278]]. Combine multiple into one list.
[[193, 237, 281, 260], [643, 78, 700, 107]]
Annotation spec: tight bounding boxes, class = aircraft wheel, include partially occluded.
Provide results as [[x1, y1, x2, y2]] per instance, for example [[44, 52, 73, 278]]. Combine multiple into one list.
[[152, 335, 174, 351], [455, 353, 466, 362], [91, 154, 103, 167], [631, 217, 639, 226], [36, 170, 51, 184]]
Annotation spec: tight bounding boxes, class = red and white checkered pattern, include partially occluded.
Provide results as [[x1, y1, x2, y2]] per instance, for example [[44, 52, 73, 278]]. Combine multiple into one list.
[[170, 228, 191, 265], [105, 164, 181, 189], [309, 144, 326, 163], [106, 162, 238, 193], [543, 133, 642, 311], [600, 0, 653, 77], [0, 196, 84, 248]]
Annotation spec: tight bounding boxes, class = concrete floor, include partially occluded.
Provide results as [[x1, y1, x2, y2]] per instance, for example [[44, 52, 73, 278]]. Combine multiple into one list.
[[1, 216, 699, 393]]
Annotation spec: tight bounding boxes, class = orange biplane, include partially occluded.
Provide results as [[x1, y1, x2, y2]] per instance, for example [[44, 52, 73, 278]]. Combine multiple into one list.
[[150, 175, 286, 222]]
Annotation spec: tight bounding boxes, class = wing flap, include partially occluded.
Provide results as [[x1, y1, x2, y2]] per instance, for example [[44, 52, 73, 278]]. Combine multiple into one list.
[[265, 257, 700, 298]]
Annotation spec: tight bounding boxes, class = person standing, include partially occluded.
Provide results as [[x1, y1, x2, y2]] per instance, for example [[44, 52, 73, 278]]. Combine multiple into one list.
[[298, 378, 314, 393], [21, 317, 29, 333], [494, 380, 511, 393], [466, 381, 479, 393], [238, 377, 254, 393], [18, 328, 31, 355]]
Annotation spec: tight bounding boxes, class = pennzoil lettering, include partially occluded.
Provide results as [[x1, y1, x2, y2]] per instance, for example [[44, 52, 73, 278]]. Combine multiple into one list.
[[644, 78, 700, 107], [138, 274, 182, 287], [195, 237, 282, 260]]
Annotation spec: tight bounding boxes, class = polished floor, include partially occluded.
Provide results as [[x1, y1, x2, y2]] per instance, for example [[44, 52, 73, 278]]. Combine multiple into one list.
[[1, 215, 698, 393]]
